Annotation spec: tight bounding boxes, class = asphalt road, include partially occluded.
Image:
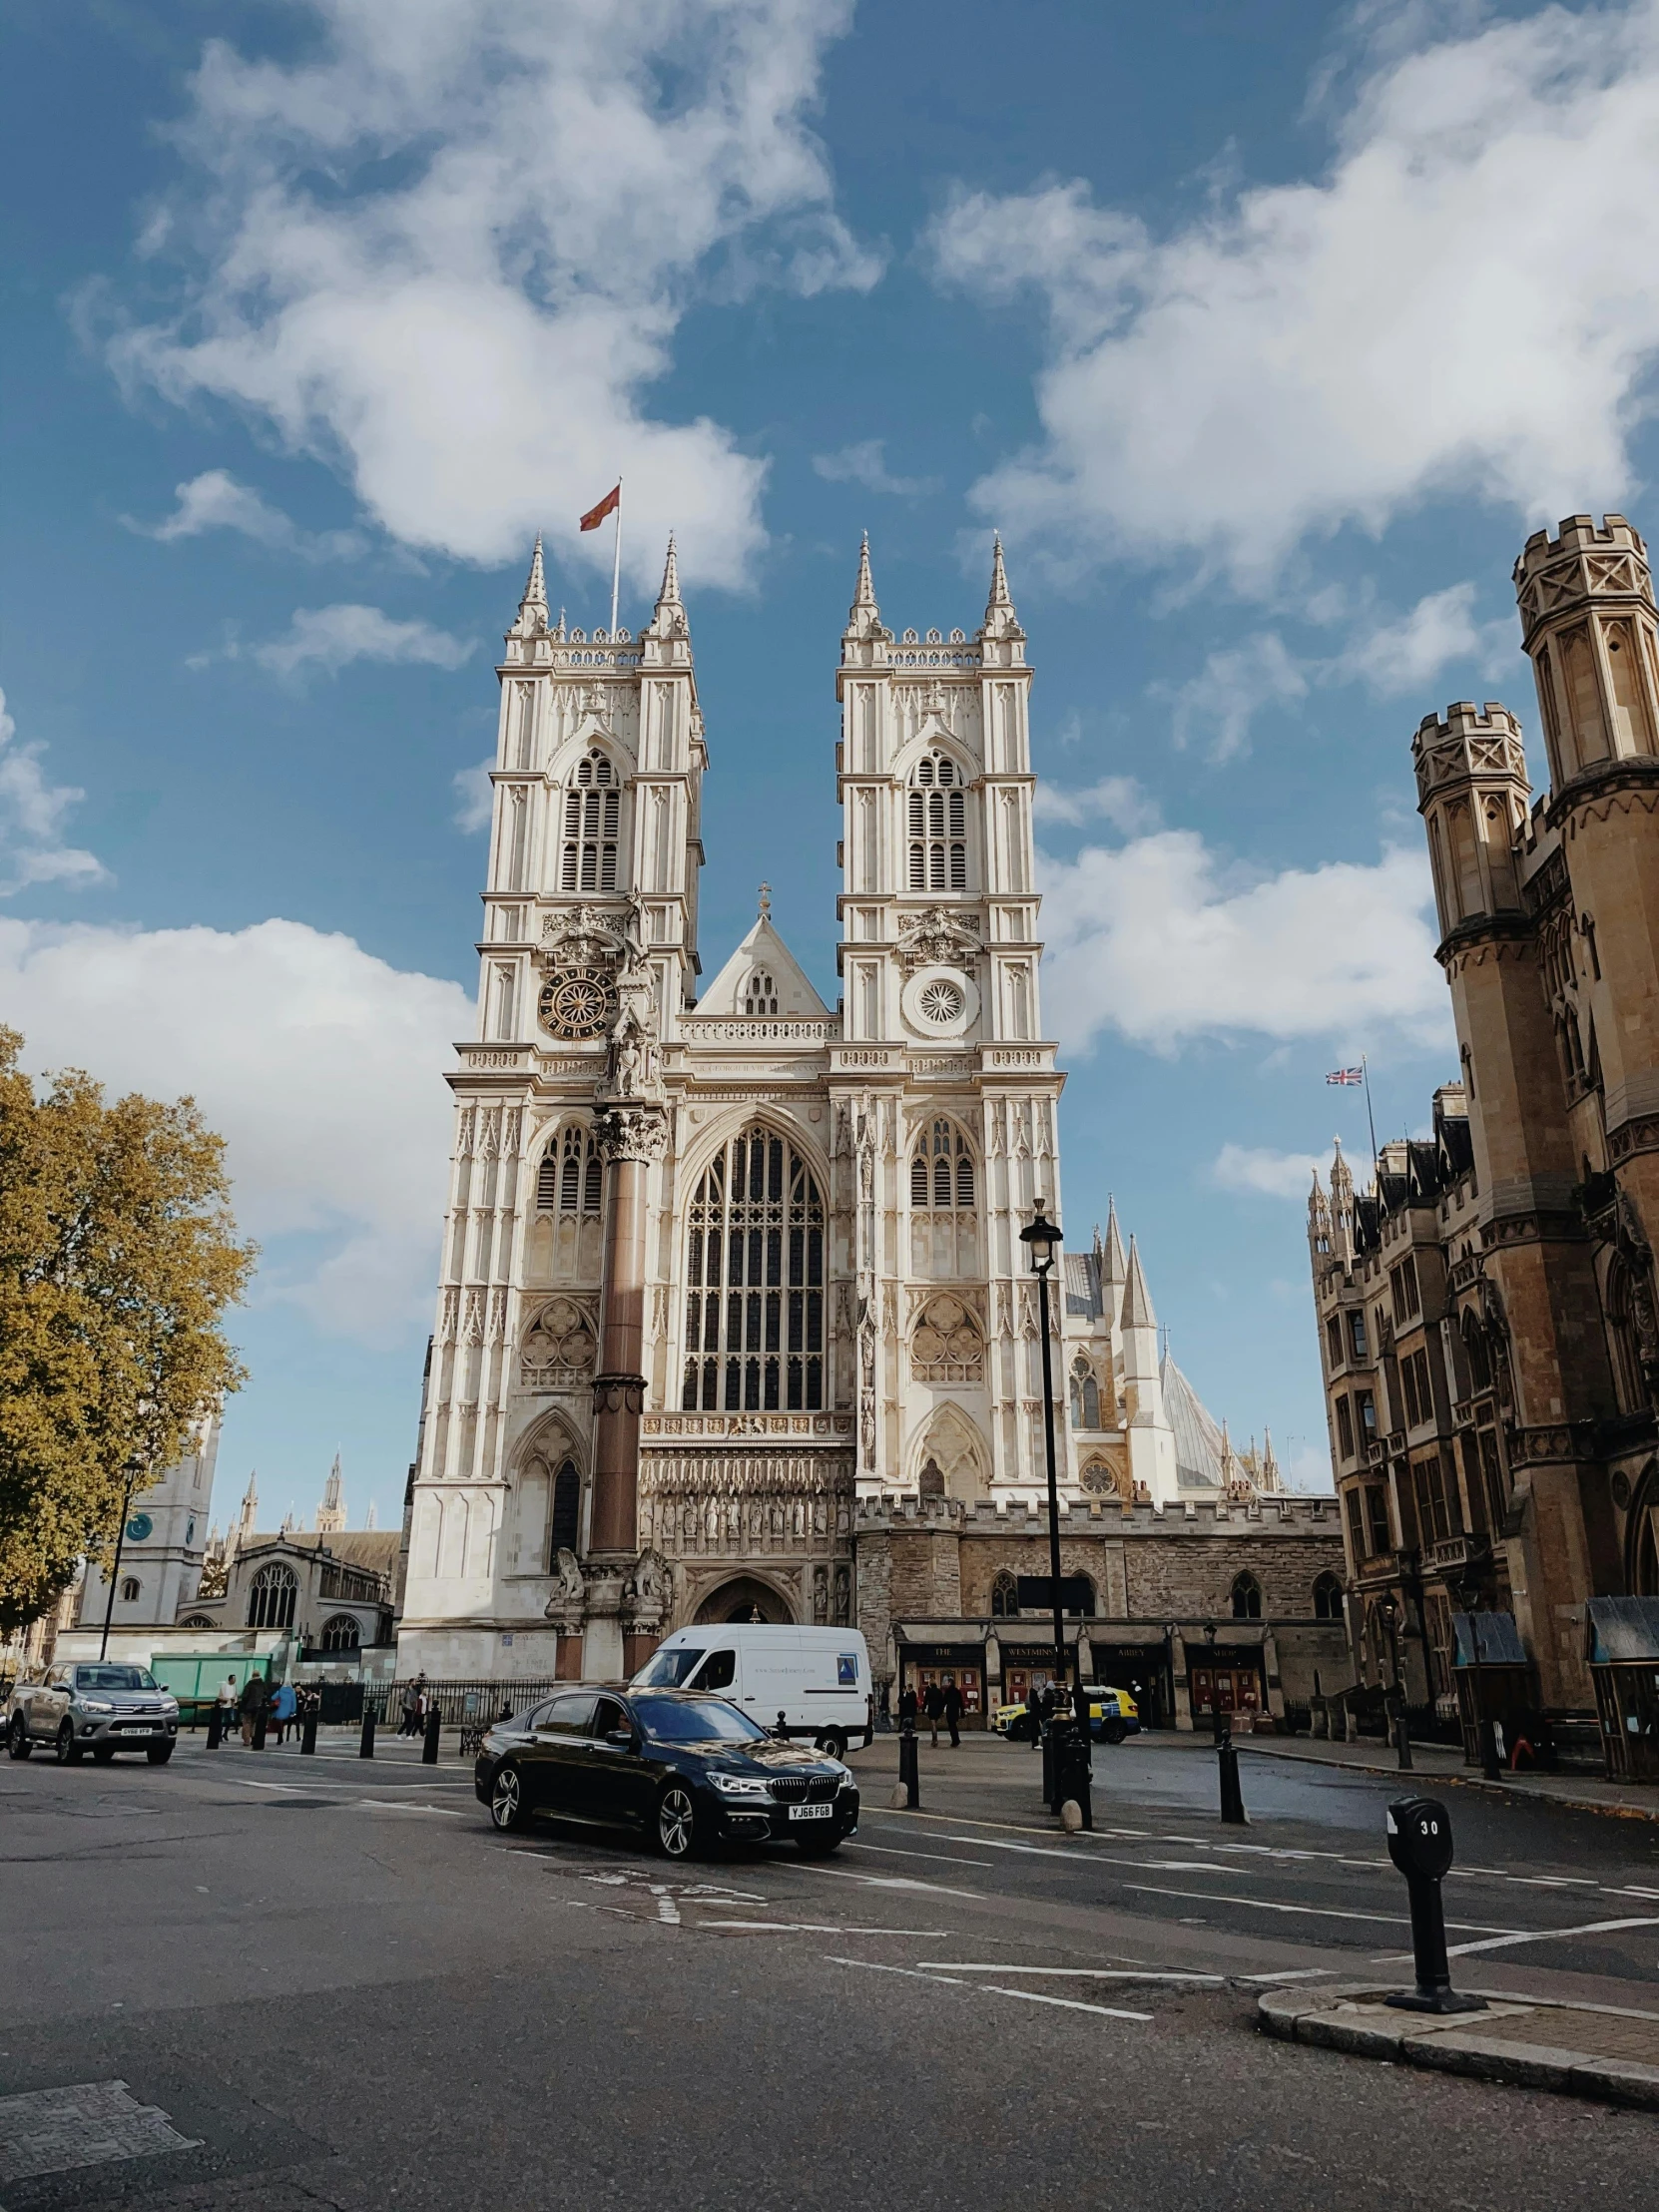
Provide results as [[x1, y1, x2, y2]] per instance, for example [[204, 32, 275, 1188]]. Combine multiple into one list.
[[1, 1728, 1654, 2210]]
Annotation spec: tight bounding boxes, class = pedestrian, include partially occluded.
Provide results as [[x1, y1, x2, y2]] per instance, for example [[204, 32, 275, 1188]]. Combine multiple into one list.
[[239, 1672, 269, 1749], [877, 1680, 891, 1730], [400, 1678, 421, 1737], [923, 1680, 944, 1750], [270, 1679, 297, 1745], [898, 1685, 917, 1733], [213, 1675, 237, 1748], [941, 1679, 962, 1749]]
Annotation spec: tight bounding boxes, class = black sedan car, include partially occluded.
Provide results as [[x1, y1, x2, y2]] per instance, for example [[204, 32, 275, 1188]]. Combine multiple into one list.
[[474, 1686, 858, 1860]]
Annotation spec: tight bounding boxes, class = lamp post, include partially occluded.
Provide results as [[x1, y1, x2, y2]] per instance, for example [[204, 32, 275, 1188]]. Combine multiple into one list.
[[1379, 1591, 1413, 1771], [1018, 1201, 1069, 1726], [99, 1448, 151, 1663]]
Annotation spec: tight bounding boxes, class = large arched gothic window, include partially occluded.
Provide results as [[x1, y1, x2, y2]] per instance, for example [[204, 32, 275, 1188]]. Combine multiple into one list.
[[682, 1126, 825, 1413], [549, 1459, 581, 1556], [537, 1122, 603, 1214], [909, 1117, 975, 1210], [559, 751, 620, 892], [247, 1563, 298, 1630], [1069, 1355, 1101, 1430], [990, 1570, 1018, 1617], [321, 1613, 361, 1651], [906, 753, 966, 890]]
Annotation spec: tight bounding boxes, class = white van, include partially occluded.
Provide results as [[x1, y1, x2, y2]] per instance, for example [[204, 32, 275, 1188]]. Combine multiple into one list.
[[632, 1626, 872, 1758]]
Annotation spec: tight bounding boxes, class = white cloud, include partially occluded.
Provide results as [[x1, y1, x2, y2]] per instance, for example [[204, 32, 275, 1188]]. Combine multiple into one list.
[[930, 2, 1659, 584], [1161, 634, 1310, 761], [1212, 1143, 1326, 1200], [130, 469, 364, 560], [812, 440, 939, 497], [105, 1, 875, 592], [251, 604, 473, 681], [1038, 830, 1450, 1055], [0, 688, 107, 897], [1032, 775, 1159, 832], [452, 756, 495, 833], [1348, 581, 1513, 698], [0, 917, 471, 1345]]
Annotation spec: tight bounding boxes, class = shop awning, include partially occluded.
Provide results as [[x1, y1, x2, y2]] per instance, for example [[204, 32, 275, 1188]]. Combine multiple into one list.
[[1586, 1596, 1659, 1665], [1452, 1612, 1527, 1667]]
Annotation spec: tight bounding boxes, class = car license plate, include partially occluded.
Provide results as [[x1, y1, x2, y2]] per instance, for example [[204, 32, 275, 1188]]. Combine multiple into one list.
[[788, 1802, 833, 1822]]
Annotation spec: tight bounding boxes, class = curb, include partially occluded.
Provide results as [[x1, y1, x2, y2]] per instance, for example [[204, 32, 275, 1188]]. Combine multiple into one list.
[[1238, 1744, 1659, 1826], [1258, 1982, 1659, 2109]]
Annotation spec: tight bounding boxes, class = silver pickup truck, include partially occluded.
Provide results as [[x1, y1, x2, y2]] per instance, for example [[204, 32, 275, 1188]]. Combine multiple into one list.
[[6, 1662, 180, 1764]]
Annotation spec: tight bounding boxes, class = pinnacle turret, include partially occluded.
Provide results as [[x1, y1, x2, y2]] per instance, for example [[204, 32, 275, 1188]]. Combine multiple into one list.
[[513, 533, 548, 638], [643, 533, 689, 642], [979, 532, 1024, 643], [1121, 1234, 1156, 1332], [842, 531, 890, 647], [1101, 1196, 1127, 1289]]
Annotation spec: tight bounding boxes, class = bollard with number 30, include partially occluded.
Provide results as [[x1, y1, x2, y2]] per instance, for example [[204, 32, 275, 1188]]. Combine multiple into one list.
[[1384, 1797, 1486, 2015]]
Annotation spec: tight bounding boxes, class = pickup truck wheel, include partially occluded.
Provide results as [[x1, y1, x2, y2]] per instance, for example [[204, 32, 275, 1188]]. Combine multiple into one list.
[[7, 1715, 31, 1760], [56, 1721, 83, 1765], [146, 1743, 174, 1766]]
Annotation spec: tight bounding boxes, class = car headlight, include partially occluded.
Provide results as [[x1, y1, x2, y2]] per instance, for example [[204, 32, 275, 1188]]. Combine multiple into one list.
[[78, 1698, 115, 1714], [710, 1772, 773, 1799], [160, 1698, 179, 1714]]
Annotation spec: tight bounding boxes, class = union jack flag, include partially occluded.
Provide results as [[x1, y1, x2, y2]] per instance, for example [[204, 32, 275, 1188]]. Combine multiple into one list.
[[1326, 1066, 1366, 1086]]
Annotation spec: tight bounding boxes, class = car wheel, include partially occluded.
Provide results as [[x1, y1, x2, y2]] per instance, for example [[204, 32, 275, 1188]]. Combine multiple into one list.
[[1100, 1719, 1128, 1746], [93, 1745, 117, 1764], [56, 1721, 83, 1765], [797, 1829, 844, 1858], [146, 1743, 174, 1766], [6, 1715, 31, 1760], [654, 1782, 699, 1861], [818, 1730, 847, 1762], [488, 1764, 532, 1833]]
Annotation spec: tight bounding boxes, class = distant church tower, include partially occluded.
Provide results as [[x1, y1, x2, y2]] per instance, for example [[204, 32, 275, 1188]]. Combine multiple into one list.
[[315, 1453, 346, 1534]]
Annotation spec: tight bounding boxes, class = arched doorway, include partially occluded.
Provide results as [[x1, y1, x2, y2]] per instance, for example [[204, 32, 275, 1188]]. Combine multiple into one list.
[[692, 1574, 797, 1626]]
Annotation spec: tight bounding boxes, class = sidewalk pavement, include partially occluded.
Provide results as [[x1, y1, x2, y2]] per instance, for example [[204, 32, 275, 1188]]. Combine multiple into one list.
[[1260, 1980, 1659, 2108], [1237, 1728, 1659, 1824]]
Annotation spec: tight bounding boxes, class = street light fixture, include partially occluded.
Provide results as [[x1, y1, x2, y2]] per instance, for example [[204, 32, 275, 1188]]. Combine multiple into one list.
[[1019, 1201, 1072, 1735]]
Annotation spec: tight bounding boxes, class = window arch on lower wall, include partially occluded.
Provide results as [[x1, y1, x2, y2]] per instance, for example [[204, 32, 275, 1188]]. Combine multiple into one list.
[[320, 1614, 361, 1651], [1312, 1572, 1345, 1621], [247, 1563, 298, 1630], [1231, 1571, 1263, 1621], [681, 1123, 826, 1413]]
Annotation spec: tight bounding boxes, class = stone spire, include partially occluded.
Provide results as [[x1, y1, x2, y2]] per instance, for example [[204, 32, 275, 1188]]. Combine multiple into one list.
[[842, 531, 890, 646], [1121, 1234, 1157, 1333], [513, 533, 548, 638], [643, 533, 688, 642], [1100, 1196, 1127, 1295], [980, 532, 1024, 644], [316, 1451, 345, 1534], [239, 1473, 258, 1535]]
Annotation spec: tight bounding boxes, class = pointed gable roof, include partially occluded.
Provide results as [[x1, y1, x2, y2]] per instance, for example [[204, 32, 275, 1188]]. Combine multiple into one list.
[[694, 912, 831, 1019], [1159, 1351, 1227, 1491]]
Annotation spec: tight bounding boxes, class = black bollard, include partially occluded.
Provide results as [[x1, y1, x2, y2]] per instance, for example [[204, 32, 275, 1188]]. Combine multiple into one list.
[[1056, 1714, 1093, 1830], [1384, 1797, 1487, 2015], [422, 1702, 441, 1765], [300, 1709, 318, 1756], [206, 1703, 222, 1751], [898, 1723, 919, 1808], [1217, 1721, 1247, 1825], [359, 1703, 376, 1759], [1040, 1719, 1056, 1810]]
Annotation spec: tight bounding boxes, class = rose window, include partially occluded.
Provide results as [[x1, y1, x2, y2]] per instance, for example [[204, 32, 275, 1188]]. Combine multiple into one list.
[[917, 978, 964, 1026]]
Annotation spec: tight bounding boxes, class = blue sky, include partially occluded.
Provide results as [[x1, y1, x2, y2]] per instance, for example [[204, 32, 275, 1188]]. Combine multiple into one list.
[[5, 0, 1659, 1530]]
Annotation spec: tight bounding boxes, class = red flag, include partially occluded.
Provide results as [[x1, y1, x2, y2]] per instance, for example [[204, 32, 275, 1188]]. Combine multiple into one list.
[[579, 483, 620, 531]]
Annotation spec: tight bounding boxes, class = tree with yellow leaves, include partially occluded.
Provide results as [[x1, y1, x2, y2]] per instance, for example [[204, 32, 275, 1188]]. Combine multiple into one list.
[[0, 1028, 256, 1634]]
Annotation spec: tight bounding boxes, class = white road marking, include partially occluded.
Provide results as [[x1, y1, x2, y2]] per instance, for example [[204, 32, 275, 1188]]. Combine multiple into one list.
[[982, 1985, 1154, 2022], [655, 1894, 681, 1925], [914, 1964, 1224, 1983], [1123, 1885, 1513, 1933], [696, 1923, 953, 1935], [1440, 1915, 1659, 1957], [1231, 1967, 1337, 1983], [356, 1801, 465, 1817], [794, 1866, 981, 1901], [843, 1843, 996, 1869]]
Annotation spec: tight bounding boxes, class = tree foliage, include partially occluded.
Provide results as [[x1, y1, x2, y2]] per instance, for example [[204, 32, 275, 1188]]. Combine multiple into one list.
[[0, 1028, 257, 1634]]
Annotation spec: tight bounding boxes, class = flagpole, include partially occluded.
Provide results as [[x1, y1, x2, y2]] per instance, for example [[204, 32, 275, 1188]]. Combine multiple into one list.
[[1362, 1054, 1380, 1189], [609, 476, 622, 638]]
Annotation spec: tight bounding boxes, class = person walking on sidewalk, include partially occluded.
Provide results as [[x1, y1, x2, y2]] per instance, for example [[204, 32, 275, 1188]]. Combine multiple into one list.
[[898, 1685, 917, 1733], [239, 1672, 269, 1748], [270, 1679, 296, 1745], [941, 1680, 962, 1749], [923, 1681, 944, 1750], [213, 1675, 237, 1747]]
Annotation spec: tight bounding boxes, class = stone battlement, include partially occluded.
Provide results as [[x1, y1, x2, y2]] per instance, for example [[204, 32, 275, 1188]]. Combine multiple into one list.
[[1411, 701, 1529, 804], [1513, 511, 1648, 580]]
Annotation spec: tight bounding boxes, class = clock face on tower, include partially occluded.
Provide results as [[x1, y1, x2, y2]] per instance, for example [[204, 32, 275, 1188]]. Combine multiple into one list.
[[538, 964, 617, 1040]]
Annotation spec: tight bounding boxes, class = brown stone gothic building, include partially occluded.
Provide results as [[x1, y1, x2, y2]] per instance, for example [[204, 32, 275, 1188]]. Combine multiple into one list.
[[1311, 514, 1659, 1726]]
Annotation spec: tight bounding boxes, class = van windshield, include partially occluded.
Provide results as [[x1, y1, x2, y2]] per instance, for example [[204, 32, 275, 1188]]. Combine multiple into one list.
[[633, 1647, 704, 1688]]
